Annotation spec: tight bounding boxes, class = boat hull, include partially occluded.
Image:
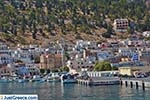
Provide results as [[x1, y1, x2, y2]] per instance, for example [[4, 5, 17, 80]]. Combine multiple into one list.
[[62, 79, 77, 84]]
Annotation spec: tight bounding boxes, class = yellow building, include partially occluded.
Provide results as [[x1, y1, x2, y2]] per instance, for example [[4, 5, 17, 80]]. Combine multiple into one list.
[[119, 66, 150, 76]]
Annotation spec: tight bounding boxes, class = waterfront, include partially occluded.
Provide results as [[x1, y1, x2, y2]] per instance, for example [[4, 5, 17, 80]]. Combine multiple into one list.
[[0, 82, 150, 100]]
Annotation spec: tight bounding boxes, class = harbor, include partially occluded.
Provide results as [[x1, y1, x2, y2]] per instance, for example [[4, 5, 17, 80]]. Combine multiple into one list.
[[0, 81, 150, 100]]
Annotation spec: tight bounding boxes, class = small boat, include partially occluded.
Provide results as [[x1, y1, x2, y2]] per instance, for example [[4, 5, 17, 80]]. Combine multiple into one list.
[[16, 79, 29, 83], [30, 75, 44, 82], [60, 73, 77, 84], [0, 77, 12, 83], [45, 73, 60, 82], [15, 76, 29, 83]]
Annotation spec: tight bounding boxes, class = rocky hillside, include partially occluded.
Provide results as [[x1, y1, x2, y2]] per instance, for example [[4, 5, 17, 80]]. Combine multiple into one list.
[[0, 0, 150, 45]]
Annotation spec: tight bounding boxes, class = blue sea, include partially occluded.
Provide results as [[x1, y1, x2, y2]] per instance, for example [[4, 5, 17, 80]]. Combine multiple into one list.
[[0, 82, 150, 100]]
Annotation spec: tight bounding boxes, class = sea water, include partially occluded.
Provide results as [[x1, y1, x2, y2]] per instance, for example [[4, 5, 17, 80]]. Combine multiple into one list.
[[0, 82, 150, 100]]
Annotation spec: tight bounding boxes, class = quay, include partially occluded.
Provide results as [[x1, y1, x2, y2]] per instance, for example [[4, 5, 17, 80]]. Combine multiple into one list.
[[77, 77, 120, 86], [120, 78, 150, 90], [77, 77, 150, 90]]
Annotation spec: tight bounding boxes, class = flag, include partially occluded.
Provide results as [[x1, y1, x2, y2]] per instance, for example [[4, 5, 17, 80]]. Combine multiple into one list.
[[131, 53, 138, 61]]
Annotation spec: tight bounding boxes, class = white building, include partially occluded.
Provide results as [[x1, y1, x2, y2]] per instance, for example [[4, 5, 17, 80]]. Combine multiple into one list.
[[75, 40, 97, 50], [143, 31, 150, 37], [0, 54, 14, 65], [113, 19, 128, 32]]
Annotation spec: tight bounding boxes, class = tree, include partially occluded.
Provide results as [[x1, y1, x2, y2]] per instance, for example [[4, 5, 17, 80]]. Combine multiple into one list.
[[94, 61, 111, 71], [40, 69, 45, 74], [60, 66, 69, 72], [34, 56, 40, 63], [112, 66, 118, 70]]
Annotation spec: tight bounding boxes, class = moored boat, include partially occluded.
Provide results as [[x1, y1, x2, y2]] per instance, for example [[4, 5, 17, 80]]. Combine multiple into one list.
[[0, 77, 12, 83], [60, 73, 77, 84]]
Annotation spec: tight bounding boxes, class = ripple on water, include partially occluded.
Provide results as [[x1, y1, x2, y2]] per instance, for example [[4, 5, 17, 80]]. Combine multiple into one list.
[[0, 83, 150, 100]]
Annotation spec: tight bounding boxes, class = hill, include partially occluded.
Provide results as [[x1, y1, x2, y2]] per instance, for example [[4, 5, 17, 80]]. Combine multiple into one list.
[[0, 0, 150, 45]]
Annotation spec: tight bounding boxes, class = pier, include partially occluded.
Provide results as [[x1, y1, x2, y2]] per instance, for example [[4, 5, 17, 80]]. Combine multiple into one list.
[[120, 78, 150, 90], [77, 77, 150, 90], [77, 77, 120, 86]]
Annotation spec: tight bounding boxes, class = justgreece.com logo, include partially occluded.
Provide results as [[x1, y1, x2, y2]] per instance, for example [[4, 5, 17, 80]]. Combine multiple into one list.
[[0, 94, 38, 100], [0, 95, 3, 100]]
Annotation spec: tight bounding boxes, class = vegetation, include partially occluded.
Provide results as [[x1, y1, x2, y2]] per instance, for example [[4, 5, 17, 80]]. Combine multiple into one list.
[[40, 69, 45, 74], [59, 66, 69, 72], [0, 0, 150, 44], [94, 61, 112, 71], [34, 56, 40, 64], [15, 59, 23, 63]]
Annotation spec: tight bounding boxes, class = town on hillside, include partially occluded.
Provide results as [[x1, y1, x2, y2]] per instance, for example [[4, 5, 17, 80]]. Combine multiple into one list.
[[0, 31, 150, 82]]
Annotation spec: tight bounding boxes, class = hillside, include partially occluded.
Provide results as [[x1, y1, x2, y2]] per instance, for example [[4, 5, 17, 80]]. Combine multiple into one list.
[[0, 0, 150, 45]]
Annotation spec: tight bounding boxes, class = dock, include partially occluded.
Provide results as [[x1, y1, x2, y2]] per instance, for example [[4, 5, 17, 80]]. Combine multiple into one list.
[[77, 77, 120, 86], [120, 78, 150, 90], [77, 77, 150, 90]]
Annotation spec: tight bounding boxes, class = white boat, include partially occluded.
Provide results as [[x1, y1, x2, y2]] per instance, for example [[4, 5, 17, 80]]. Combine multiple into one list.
[[0, 77, 11, 83], [45, 73, 60, 82], [30, 75, 45, 82], [0, 77, 12, 83], [60, 74, 77, 84], [16, 79, 29, 83]]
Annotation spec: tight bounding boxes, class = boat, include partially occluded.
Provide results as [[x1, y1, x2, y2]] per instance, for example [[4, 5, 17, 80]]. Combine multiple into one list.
[[60, 73, 77, 84], [16, 79, 29, 83], [0, 77, 12, 83], [45, 73, 60, 82], [30, 75, 45, 82]]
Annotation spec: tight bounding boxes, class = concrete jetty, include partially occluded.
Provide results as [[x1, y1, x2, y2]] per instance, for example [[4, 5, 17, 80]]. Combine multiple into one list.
[[77, 77, 120, 86], [121, 78, 150, 90]]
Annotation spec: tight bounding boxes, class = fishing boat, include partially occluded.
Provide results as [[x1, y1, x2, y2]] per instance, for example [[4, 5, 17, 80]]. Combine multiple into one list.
[[45, 73, 60, 82], [60, 73, 77, 84]]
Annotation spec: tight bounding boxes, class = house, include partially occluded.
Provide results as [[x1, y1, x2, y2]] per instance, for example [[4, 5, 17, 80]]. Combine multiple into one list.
[[0, 42, 11, 55], [113, 19, 128, 32], [12, 48, 33, 63], [0, 64, 15, 77], [0, 54, 14, 65], [11, 63, 40, 76], [75, 40, 97, 50], [118, 47, 137, 58], [97, 51, 114, 62], [66, 58, 95, 71], [140, 50, 150, 66], [143, 31, 150, 37]]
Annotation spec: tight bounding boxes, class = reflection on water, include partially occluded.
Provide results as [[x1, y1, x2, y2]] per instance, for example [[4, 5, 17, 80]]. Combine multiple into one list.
[[0, 82, 150, 100]]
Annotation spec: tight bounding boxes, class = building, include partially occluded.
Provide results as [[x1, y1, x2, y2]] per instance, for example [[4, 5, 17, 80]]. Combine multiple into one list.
[[0, 54, 14, 65], [11, 63, 40, 76], [143, 31, 150, 37], [0, 42, 11, 55], [40, 54, 62, 71], [140, 51, 150, 66], [119, 66, 150, 76], [66, 56, 96, 71], [113, 19, 128, 32], [0, 64, 15, 77]]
